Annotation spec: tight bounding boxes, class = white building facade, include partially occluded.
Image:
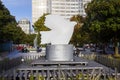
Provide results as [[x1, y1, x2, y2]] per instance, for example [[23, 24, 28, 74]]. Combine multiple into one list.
[[18, 18, 31, 34], [32, 0, 49, 24], [32, 0, 91, 24]]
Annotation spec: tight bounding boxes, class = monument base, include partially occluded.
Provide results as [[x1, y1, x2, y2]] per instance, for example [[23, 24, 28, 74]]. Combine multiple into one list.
[[46, 44, 73, 61]]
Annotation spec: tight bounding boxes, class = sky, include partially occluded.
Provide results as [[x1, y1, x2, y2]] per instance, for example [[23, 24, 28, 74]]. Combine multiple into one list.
[[2, 0, 32, 22]]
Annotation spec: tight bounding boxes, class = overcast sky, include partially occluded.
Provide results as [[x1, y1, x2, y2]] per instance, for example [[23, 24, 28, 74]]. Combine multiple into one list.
[[2, 0, 31, 22]]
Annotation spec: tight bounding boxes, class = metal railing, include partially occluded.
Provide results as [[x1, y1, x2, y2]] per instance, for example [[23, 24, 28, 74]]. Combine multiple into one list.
[[0, 57, 22, 74], [79, 53, 120, 72], [21, 52, 45, 61]]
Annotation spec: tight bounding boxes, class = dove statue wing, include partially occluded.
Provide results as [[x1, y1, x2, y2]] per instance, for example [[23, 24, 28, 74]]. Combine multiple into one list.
[[40, 15, 76, 44]]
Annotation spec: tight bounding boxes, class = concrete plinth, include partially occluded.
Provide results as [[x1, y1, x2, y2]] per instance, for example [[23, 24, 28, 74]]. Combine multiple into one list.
[[46, 44, 73, 61]]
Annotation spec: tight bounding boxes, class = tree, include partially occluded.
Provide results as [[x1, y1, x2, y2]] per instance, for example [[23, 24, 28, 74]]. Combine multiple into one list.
[[0, 1, 16, 28], [0, 1, 27, 44], [25, 34, 36, 46], [1, 24, 26, 44], [85, 0, 120, 56], [33, 14, 50, 47], [70, 15, 90, 47]]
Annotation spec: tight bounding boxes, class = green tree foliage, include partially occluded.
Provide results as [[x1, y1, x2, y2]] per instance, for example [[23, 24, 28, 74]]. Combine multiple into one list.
[[0, 1, 16, 28], [0, 1, 26, 44], [85, 0, 120, 56], [34, 14, 50, 46], [34, 14, 50, 32], [70, 15, 90, 47], [1, 24, 26, 44], [25, 34, 36, 46]]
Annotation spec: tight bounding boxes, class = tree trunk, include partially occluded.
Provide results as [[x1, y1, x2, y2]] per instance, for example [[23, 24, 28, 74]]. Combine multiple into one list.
[[114, 39, 119, 57], [102, 43, 107, 54], [37, 31, 41, 47]]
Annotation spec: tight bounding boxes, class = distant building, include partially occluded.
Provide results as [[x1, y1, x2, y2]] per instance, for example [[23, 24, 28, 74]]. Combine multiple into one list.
[[32, 0, 92, 24], [18, 18, 31, 34]]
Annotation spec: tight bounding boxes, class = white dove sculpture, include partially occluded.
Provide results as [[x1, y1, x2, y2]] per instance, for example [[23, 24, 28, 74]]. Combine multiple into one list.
[[40, 15, 76, 44]]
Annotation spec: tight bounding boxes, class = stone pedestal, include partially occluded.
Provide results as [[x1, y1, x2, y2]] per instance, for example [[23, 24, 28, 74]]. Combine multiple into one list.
[[46, 44, 73, 61]]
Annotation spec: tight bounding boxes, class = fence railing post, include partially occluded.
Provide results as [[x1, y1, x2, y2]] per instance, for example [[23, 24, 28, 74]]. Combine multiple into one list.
[[115, 67, 117, 80]]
